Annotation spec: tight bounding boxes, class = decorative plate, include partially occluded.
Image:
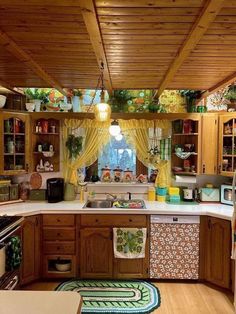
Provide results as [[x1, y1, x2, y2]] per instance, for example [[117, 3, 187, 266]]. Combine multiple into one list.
[[30, 172, 42, 189]]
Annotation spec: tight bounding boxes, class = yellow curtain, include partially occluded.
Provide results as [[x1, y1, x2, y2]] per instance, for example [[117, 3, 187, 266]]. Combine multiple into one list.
[[119, 119, 171, 187], [63, 119, 110, 185]]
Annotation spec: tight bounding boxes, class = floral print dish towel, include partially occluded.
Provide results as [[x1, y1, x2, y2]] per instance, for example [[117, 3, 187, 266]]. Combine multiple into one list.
[[113, 228, 147, 259]]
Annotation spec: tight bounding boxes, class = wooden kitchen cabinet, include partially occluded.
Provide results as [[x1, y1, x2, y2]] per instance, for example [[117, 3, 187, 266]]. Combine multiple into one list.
[[171, 114, 201, 175], [0, 112, 30, 175], [42, 214, 78, 279], [80, 228, 113, 278], [80, 214, 149, 279], [200, 216, 231, 289], [218, 113, 236, 176], [21, 215, 41, 285], [201, 114, 218, 174]]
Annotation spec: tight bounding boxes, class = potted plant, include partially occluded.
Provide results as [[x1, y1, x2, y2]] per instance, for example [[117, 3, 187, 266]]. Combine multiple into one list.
[[25, 88, 49, 112], [180, 90, 202, 112], [65, 134, 83, 159], [225, 84, 236, 111], [109, 90, 133, 112], [71, 89, 83, 112]]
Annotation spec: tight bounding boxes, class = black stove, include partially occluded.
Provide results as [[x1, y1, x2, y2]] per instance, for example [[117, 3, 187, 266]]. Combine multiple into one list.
[[0, 216, 24, 238]]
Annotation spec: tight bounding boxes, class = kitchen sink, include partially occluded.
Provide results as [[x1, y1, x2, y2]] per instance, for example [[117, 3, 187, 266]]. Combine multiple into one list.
[[83, 199, 146, 209], [83, 200, 113, 208]]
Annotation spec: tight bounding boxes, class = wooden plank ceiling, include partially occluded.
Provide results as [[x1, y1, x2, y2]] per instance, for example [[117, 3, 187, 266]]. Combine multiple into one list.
[[0, 0, 236, 93]]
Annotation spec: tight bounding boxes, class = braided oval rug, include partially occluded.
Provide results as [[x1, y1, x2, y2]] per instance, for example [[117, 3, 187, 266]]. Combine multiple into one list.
[[55, 279, 161, 314]]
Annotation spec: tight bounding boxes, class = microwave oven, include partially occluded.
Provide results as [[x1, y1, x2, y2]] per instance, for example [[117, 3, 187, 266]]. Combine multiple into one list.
[[221, 184, 236, 205]]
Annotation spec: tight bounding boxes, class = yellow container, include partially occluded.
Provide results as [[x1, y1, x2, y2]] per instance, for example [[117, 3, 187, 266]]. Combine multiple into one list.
[[168, 187, 180, 195], [148, 187, 156, 201], [157, 195, 166, 202]]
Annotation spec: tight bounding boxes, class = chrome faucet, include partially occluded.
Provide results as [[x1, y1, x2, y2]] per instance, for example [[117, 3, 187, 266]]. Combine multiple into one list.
[[106, 193, 117, 201]]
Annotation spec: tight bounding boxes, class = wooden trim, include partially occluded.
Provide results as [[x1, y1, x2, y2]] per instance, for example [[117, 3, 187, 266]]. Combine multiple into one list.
[[154, 0, 225, 98], [79, 0, 113, 95], [0, 29, 66, 95], [0, 79, 23, 95], [203, 71, 236, 98]]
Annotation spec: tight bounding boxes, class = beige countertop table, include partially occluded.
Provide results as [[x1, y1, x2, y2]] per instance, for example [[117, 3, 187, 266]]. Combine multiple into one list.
[[0, 290, 82, 314]]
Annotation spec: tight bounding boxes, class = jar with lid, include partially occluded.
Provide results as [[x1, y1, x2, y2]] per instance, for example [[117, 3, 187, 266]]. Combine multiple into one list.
[[113, 166, 123, 182], [101, 166, 111, 182], [123, 168, 133, 182]]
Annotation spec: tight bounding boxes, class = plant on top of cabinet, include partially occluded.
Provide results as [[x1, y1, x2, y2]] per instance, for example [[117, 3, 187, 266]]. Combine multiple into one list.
[[180, 90, 202, 112]]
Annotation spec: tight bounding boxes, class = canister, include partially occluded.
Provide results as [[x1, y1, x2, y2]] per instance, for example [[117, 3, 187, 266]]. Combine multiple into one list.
[[157, 187, 167, 196], [148, 186, 156, 201], [157, 195, 166, 202]]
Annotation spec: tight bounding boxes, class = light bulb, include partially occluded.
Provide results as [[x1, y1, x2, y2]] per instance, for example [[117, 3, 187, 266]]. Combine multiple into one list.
[[109, 120, 121, 136], [115, 133, 123, 141], [94, 102, 111, 122]]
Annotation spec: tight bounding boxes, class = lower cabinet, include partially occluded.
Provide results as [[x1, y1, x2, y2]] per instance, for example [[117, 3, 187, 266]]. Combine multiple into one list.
[[200, 216, 231, 289], [80, 228, 113, 278], [80, 214, 149, 279], [21, 215, 41, 285]]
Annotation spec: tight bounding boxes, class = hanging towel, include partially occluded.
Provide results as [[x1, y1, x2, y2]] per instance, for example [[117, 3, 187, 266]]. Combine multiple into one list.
[[160, 138, 171, 161], [6, 236, 22, 271], [113, 228, 147, 259]]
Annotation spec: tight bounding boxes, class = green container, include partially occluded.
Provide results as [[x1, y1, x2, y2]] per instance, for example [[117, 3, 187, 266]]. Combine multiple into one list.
[[29, 189, 46, 201]]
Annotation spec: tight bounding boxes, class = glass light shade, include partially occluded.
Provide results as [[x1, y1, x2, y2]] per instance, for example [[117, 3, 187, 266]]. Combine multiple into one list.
[[115, 133, 123, 141], [94, 102, 111, 122], [109, 123, 121, 136]]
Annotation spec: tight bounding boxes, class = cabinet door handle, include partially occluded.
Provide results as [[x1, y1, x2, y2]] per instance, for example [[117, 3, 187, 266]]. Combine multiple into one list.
[[57, 219, 61, 223], [57, 233, 61, 237], [202, 164, 205, 174], [57, 246, 60, 250], [208, 219, 211, 229], [95, 219, 99, 223], [129, 219, 133, 222], [218, 164, 221, 173], [26, 163, 29, 172]]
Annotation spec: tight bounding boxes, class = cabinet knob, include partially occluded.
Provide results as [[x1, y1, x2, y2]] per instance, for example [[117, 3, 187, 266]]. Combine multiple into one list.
[[202, 164, 205, 174], [57, 246, 60, 250], [57, 233, 61, 236], [57, 219, 61, 222], [129, 219, 132, 222], [95, 219, 99, 222]]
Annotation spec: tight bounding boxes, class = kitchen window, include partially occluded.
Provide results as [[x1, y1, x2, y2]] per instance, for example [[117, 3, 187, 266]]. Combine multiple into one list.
[[98, 136, 136, 176]]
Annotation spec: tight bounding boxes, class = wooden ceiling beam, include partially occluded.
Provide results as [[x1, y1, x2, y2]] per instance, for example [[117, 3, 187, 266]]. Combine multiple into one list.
[[79, 0, 113, 95], [154, 0, 225, 99], [0, 29, 66, 95]]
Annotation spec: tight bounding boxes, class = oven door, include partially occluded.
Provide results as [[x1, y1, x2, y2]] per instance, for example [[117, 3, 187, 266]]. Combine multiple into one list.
[[0, 225, 22, 290]]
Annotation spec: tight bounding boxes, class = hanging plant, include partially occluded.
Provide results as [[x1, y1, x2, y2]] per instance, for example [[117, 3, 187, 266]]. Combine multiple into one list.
[[66, 134, 83, 159], [109, 90, 133, 112]]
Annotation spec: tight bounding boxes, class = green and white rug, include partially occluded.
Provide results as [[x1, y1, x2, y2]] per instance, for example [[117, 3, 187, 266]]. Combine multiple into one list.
[[56, 279, 161, 314]]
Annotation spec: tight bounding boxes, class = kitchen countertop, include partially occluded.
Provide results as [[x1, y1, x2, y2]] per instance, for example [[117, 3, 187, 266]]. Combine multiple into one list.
[[0, 200, 233, 221]]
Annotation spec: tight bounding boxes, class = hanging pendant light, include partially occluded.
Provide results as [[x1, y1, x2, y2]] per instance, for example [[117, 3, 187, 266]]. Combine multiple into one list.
[[109, 120, 121, 136], [115, 133, 123, 141], [94, 62, 111, 122]]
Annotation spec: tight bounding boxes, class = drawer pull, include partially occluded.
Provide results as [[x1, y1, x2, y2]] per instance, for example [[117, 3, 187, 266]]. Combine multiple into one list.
[[57, 233, 61, 236], [57, 219, 61, 222], [129, 219, 132, 222], [95, 219, 99, 222], [57, 246, 60, 250]]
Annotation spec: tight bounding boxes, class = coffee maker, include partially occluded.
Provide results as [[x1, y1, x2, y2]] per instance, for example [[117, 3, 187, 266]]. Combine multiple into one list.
[[46, 178, 64, 203]]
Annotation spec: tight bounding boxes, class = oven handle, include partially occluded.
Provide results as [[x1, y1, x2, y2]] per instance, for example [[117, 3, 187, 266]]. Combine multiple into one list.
[[0, 225, 21, 245]]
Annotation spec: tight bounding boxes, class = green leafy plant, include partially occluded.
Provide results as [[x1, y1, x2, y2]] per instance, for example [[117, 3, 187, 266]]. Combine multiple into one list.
[[25, 88, 50, 104], [72, 89, 83, 97], [109, 90, 133, 112], [180, 90, 202, 112], [66, 134, 83, 159], [225, 85, 236, 101], [148, 98, 166, 113]]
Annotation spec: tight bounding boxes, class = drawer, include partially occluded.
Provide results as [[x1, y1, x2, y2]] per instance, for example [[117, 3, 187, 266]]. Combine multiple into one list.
[[43, 214, 75, 226], [43, 228, 75, 241], [81, 214, 147, 227], [43, 241, 75, 254]]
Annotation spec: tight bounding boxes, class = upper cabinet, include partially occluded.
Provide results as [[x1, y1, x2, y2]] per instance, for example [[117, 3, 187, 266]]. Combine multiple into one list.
[[201, 114, 218, 175], [30, 118, 60, 173], [218, 114, 236, 176], [171, 114, 201, 176], [0, 112, 30, 175]]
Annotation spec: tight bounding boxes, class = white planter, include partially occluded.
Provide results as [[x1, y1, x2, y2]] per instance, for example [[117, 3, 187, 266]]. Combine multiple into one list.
[[34, 99, 41, 112], [72, 96, 81, 112]]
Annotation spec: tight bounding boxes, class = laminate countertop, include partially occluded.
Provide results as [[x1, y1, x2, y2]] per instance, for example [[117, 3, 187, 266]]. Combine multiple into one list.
[[0, 291, 82, 314], [0, 200, 233, 221]]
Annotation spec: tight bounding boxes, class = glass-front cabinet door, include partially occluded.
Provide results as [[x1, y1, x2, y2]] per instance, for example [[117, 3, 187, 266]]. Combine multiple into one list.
[[0, 112, 29, 175], [218, 114, 236, 176]]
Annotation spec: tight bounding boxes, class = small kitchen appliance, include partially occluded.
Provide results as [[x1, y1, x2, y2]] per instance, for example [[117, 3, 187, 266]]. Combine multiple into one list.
[[221, 184, 235, 205], [46, 178, 64, 203], [183, 188, 195, 201]]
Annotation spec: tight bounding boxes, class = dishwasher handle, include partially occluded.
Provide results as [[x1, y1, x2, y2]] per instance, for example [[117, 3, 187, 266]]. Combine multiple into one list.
[[151, 215, 200, 224]]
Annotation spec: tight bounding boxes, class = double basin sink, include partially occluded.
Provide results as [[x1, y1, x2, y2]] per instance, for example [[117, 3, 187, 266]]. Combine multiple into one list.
[[83, 199, 146, 209]]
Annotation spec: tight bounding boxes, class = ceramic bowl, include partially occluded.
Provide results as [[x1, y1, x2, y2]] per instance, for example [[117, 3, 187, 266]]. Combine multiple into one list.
[[55, 261, 71, 272], [26, 102, 35, 112], [0, 95, 6, 108]]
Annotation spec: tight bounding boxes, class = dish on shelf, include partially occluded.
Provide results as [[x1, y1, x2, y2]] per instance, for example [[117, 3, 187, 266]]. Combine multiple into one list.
[[42, 151, 54, 157]]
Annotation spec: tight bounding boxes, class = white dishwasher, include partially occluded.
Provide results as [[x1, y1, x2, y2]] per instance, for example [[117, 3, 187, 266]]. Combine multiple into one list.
[[150, 215, 200, 279]]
